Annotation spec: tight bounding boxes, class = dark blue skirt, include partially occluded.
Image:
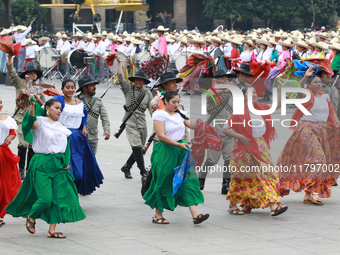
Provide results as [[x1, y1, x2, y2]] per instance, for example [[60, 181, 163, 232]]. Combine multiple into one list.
[[69, 128, 104, 195]]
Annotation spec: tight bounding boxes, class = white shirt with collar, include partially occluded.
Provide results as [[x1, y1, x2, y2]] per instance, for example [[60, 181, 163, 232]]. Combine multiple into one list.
[[77, 40, 86, 50], [85, 41, 96, 55], [25, 46, 35, 59], [223, 42, 232, 56], [60, 40, 71, 55], [56, 39, 63, 51], [43, 42, 50, 47], [15, 26, 32, 46]]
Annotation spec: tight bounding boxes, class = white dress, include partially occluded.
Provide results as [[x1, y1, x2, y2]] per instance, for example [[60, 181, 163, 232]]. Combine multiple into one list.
[[300, 94, 330, 123], [32, 117, 72, 154], [240, 50, 252, 63], [0, 117, 18, 145], [152, 110, 186, 141], [58, 103, 85, 129]]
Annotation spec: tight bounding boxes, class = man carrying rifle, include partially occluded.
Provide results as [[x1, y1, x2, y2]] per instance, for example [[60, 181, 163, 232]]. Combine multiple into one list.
[[76, 75, 111, 155], [116, 55, 153, 180]]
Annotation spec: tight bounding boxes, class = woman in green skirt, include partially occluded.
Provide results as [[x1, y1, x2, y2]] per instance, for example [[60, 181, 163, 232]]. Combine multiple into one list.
[[6, 96, 86, 238], [143, 90, 209, 224]]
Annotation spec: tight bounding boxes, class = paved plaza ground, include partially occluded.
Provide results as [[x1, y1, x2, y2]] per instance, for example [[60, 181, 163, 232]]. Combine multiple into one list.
[[0, 80, 339, 255]]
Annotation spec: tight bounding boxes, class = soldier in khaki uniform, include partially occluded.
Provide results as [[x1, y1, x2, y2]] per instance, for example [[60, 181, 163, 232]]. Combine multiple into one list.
[[76, 75, 111, 155], [151, 72, 190, 143], [116, 55, 153, 180], [198, 70, 235, 194], [6, 54, 45, 179]]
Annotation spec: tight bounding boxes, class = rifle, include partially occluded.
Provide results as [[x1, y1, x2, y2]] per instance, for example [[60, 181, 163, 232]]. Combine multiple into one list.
[[331, 74, 339, 89], [114, 112, 133, 139], [142, 132, 156, 154], [250, 71, 265, 87], [100, 77, 118, 99], [149, 76, 161, 93]]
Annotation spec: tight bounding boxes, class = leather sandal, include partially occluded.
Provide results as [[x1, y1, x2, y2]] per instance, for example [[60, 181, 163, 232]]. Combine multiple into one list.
[[26, 215, 36, 234], [193, 213, 209, 224], [303, 193, 324, 205], [228, 205, 244, 216], [271, 205, 288, 216], [152, 216, 169, 224], [48, 231, 66, 238]]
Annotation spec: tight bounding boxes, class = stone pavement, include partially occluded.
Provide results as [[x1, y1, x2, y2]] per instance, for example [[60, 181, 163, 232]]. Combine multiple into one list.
[[0, 80, 339, 255]]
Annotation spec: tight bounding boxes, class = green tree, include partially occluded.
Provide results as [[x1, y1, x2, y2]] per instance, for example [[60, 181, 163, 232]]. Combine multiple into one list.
[[256, 0, 297, 28], [295, 0, 338, 28], [203, 0, 258, 30], [10, 0, 46, 26]]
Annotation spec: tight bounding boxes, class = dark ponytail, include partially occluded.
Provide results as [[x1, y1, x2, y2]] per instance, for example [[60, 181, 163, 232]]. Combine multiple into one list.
[[61, 78, 75, 88], [162, 90, 189, 119]]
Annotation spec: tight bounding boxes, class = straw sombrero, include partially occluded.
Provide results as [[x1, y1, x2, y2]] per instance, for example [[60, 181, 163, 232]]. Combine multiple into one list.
[[329, 42, 340, 51], [211, 36, 223, 45], [155, 25, 169, 32], [190, 36, 205, 44], [294, 39, 308, 48], [278, 38, 294, 47], [256, 37, 271, 46], [312, 41, 326, 51]]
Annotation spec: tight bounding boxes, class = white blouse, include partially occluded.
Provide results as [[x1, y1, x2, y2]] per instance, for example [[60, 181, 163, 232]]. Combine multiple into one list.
[[240, 50, 253, 62], [32, 117, 71, 154], [224, 114, 266, 138], [300, 94, 329, 123], [152, 110, 186, 141], [0, 117, 18, 145], [58, 103, 84, 129]]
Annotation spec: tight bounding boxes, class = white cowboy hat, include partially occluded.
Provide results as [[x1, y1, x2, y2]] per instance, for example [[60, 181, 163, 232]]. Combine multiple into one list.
[[190, 36, 204, 44], [294, 39, 308, 48], [268, 37, 277, 46], [0, 29, 11, 35], [329, 42, 340, 51], [312, 41, 326, 51], [156, 25, 169, 32], [166, 36, 175, 43], [230, 37, 243, 45], [256, 37, 271, 46], [132, 39, 140, 45], [38, 36, 51, 44], [75, 32, 84, 37], [211, 36, 223, 45], [243, 39, 255, 47], [61, 34, 68, 39], [102, 31, 108, 36], [278, 37, 294, 47], [178, 36, 189, 45]]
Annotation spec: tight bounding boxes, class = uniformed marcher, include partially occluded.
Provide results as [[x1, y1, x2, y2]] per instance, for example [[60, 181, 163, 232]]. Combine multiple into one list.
[[116, 54, 153, 180], [151, 72, 190, 143], [76, 75, 111, 155], [6, 53, 45, 179], [232, 63, 254, 89], [198, 70, 235, 194]]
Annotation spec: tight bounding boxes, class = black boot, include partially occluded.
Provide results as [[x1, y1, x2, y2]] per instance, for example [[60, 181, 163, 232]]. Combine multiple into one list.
[[221, 160, 231, 195], [132, 147, 147, 180], [198, 160, 215, 191], [17, 146, 27, 180], [121, 153, 134, 179]]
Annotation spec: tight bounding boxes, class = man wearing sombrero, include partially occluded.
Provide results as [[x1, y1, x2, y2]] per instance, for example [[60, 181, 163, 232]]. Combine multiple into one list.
[[6, 53, 45, 180], [14, 21, 33, 75], [232, 63, 254, 89], [116, 54, 153, 180], [59, 34, 71, 76]]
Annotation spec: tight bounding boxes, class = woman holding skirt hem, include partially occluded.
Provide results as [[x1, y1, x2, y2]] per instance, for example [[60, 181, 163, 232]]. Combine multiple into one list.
[[222, 81, 288, 216], [6, 97, 86, 238], [277, 66, 340, 205], [143, 90, 209, 224]]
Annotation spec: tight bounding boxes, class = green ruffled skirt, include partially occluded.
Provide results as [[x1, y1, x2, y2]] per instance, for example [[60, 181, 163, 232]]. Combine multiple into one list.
[[143, 140, 204, 213], [6, 153, 86, 224]]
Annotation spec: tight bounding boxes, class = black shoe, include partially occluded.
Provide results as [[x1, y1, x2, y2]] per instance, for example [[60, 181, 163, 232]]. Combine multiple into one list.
[[199, 178, 205, 190], [221, 179, 230, 195], [19, 168, 25, 180], [332, 183, 338, 186], [121, 164, 132, 179], [183, 91, 191, 95]]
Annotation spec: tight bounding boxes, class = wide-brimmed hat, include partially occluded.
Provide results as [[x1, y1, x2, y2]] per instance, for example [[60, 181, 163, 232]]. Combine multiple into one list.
[[132, 39, 140, 45], [316, 33, 328, 39], [0, 29, 11, 35], [55, 32, 62, 37], [61, 34, 68, 39], [20, 65, 42, 80], [211, 36, 223, 45], [77, 75, 99, 92], [267, 37, 277, 46], [278, 38, 294, 47], [280, 32, 289, 39], [272, 31, 282, 38], [125, 36, 133, 42], [115, 36, 123, 43], [156, 72, 182, 87], [329, 42, 340, 51], [166, 36, 175, 43], [220, 35, 232, 42], [190, 36, 205, 44], [15, 25, 27, 32], [243, 39, 255, 47], [230, 38, 243, 45], [93, 33, 103, 38], [102, 31, 108, 36], [38, 36, 51, 44], [312, 41, 326, 51], [294, 39, 308, 48], [26, 38, 37, 45], [128, 70, 150, 84], [256, 37, 271, 46], [178, 36, 189, 45], [75, 32, 84, 37], [233, 63, 254, 76], [214, 69, 236, 79], [155, 25, 169, 32]]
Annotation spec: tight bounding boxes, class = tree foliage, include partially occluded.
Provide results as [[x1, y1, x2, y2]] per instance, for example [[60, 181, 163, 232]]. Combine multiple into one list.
[[203, 0, 258, 29], [203, 0, 340, 29], [10, 0, 47, 26]]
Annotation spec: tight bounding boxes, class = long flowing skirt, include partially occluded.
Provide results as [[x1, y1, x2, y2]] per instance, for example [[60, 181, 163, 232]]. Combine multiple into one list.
[[143, 140, 204, 213], [69, 129, 104, 195], [140, 54, 170, 80], [178, 65, 202, 92], [227, 137, 281, 209], [0, 144, 21, 218], [277, 121, 340, 198], [5, 153, 86, 224]]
